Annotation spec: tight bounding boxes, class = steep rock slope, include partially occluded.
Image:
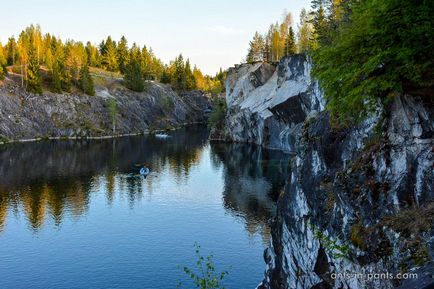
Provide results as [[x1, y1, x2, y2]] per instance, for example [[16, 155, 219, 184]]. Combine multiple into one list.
[[0, 79, 211, 141], [222, 54, 323, 152], [220, 55, 434, 289]]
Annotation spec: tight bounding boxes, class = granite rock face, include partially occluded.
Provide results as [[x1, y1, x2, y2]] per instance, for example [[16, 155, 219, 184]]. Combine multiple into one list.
[[221, 54, 434, 289], [222, 54, 324, 152], [0, 80, 211, 141]]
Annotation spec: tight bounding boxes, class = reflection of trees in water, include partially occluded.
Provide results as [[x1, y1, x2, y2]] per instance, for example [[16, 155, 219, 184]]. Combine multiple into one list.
[[210, 143, 291, 244], [0, 125, 209, 231]]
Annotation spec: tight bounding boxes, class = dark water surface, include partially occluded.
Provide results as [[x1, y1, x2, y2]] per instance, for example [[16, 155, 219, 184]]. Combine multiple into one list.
[[0, 126, 290, 289]]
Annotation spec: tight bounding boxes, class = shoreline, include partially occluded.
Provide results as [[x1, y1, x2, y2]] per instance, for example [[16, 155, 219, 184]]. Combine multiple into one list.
[[0, 122, 208, 145]]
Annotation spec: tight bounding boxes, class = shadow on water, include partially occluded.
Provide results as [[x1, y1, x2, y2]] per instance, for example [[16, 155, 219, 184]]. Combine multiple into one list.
[[0, 125, 291, 241], [210, 143, 291, 243], [0, 125, 210, 232]]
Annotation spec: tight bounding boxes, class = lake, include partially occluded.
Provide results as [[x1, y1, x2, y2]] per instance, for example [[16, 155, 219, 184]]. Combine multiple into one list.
[[0, 125, 291, 289]]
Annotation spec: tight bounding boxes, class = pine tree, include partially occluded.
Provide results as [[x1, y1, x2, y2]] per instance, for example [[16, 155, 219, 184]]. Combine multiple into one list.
[[160, 68, 171, 84], [79, 64, 95, 95], [284, 27, 297, 56], [312, 0, 433, 123], [117, 36, 128, 74], [100, 36, 118, 71], [51, 60, 62, 93], [26, 41, 42, 94], [185, 59, 196, 90], [124, 58, 144, 92], [297, 9, 315, 53], [172, 54, 186, 90], [86, 41, 100, 67], [0, 44, 7, 79], [246, 31, 265, 63], [6, 37, 18, 66]]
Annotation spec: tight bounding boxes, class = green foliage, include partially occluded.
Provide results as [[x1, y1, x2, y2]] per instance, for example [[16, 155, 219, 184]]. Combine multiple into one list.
[[100, 36, 118, 72], [172, 54, 187, 90], [284, 27, 297, 56], [312, 0, 434, 124], [313, 227, 350, 259], [246, 31, 265, 63], [26, 42, 42, 94], [78, 64, 95, 96], [185, 59, 196, 90], [1, 25, 220, 94], [297, 8, 316, 53], [179, 243, 228, 289], [0, 44, 7, 79], [123, 58, 145, 92], [107, 98, 117, 134], [208, 98, 227, 129], [117, 36, 129, 74]]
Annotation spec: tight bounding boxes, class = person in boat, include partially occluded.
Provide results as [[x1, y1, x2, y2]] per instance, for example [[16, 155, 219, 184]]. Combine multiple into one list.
[[139, 165, 151, 177]]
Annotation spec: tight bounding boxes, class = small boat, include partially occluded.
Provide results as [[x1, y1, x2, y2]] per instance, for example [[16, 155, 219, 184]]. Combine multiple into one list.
[[155, 133, 170, 139], [140, 167, 150, 176]]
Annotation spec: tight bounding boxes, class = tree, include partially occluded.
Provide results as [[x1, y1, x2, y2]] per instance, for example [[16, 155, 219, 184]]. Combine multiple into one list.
[[312, 0, 434, 124], [311, 3, 330, 47], [26, 40, 42, 94], [0, 44, 7, 79], [185, 59, 196, 90], [284, 27, 297, 56], [172, 54, 186, 90], [79, 64, 95, 95], [100, 36, 118, 71], [123, 57, 144, 92], [117, 36, 128, 74], [86, 41, 100, 67], [246, 31, 265, 63], [5, 37, 18, 66], [297, 9, 315, 53]]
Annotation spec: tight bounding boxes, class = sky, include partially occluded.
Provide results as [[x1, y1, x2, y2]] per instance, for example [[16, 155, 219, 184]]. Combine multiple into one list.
[[0, 0, 311, 75]]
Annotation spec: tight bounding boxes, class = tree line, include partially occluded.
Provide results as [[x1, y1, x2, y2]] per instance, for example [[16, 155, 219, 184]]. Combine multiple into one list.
[[310, 0, 432, 124], [0, 25, 226, 95], [246, 0, 433, 124], [246, 10, 311, 63]]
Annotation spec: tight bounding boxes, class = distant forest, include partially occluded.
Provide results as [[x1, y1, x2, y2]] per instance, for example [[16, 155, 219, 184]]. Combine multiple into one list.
[[0, 25, 226, 95]]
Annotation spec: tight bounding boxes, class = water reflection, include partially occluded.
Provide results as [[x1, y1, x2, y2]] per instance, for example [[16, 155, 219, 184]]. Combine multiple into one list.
[[211, 143, 291, 243], [0, 126, 290, 238], [0, 126, 209, 232]]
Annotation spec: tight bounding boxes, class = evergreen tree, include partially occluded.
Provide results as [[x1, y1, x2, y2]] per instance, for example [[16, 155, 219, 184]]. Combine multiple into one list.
[[246, 32, 265, 63], [79, 64, 95, 95], [123, 58, 144, 92], [312, 0, 434, 124], [160, 67, 171, 84], [0, 44, 7, 79], [172, 54, 186, 90], [51, 60, 62, 93], [26, 41, 42, 94], [185, 59, 196, 90], [86, 41, 100, 67], [297, 9, 315, 53], [5, 37, 18, 66], [100, 36, 118, 71], [284, 27, 297, 56], [117, 36, 128, 74]]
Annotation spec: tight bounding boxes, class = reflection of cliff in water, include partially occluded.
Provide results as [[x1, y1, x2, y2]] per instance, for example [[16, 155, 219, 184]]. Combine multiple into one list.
[[0, 125, 209, 231], [210, 143, 291, 244]]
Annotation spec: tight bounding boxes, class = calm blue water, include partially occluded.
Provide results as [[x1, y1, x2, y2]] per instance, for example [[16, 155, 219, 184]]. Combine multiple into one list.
[[0, 126, 290, 289]]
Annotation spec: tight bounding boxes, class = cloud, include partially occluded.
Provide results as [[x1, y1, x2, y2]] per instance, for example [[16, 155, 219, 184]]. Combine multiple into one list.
[[209, 25, 244, 36]]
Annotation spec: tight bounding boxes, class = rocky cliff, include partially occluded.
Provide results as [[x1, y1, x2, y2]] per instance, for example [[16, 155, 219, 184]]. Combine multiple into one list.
[[219, 55, 434, 288], [0, 78, 211, 142]]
